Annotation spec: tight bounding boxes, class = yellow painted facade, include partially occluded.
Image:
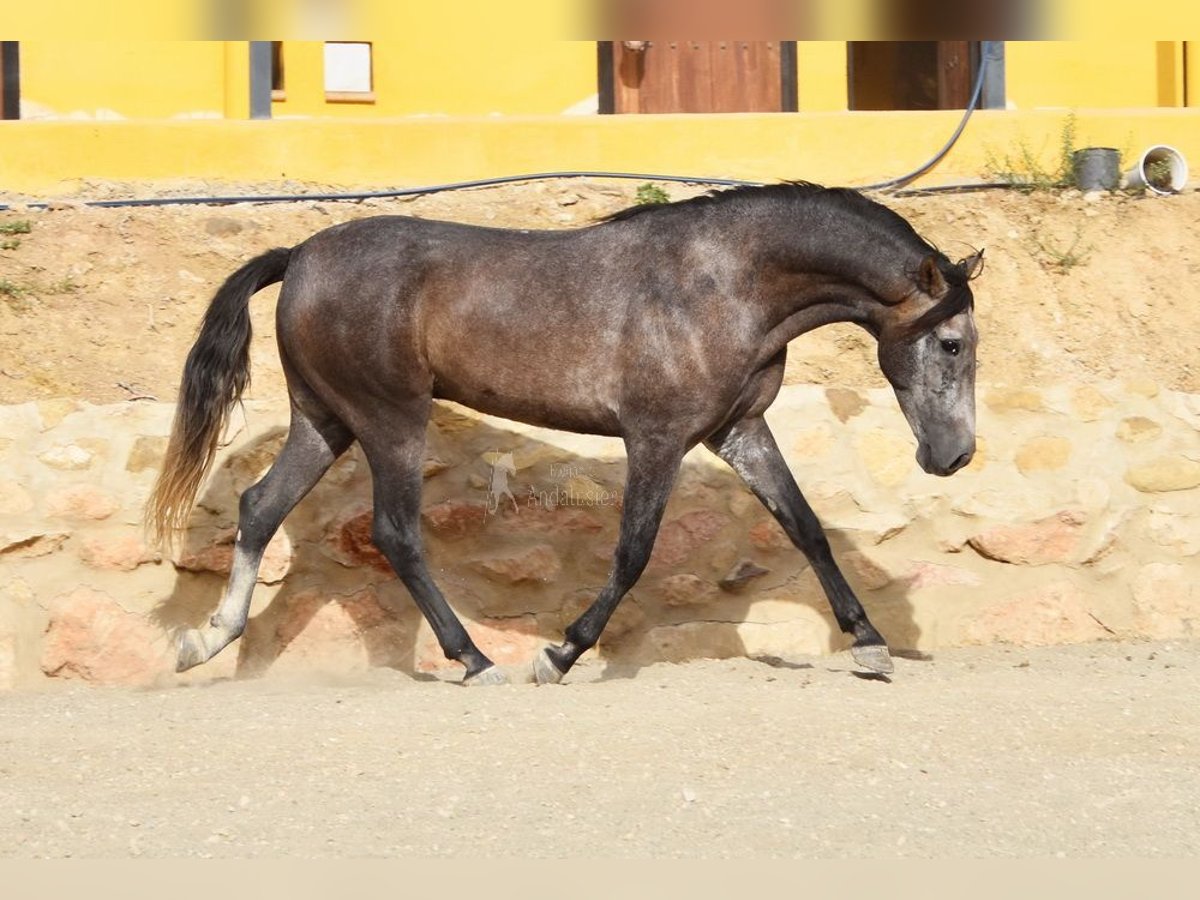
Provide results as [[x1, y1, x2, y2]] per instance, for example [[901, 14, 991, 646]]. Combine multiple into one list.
[[5, 110, 1200, 197], [19, 41, 229, 119], [2, 35, 1199, 194], [1004, 41, 1192, 109], [269, 39, 597, 118], [14, 40, 1200, 121]]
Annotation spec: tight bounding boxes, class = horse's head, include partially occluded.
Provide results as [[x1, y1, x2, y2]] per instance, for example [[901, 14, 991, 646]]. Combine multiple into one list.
[[876, 250, 984, 477]]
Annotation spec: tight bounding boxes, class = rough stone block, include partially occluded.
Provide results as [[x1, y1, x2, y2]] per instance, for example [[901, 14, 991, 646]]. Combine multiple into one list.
[[856, 428, 914, 487], [45, 484, 118, 520], [1071, 385, 1113, 422], [0, 481, 34, 516], [660, 573, 719, 606], [1, 528, 70, 559], [968, 511, 1086, 566], [965, 582, 1111, 646], [79, 531, 156, 571], [421, 499, 488, 539], [125, 435, 168, 473], [40, 587, 170, 685], [1125, 457, 1200, 493], [1132, 563, 1199, 640], [471, 544, 562, 585], [1015, 436, 1072, 474], [1117, 417, 1163, 444], [986, 387, 1044, 413], [39, 443, 95, 470]]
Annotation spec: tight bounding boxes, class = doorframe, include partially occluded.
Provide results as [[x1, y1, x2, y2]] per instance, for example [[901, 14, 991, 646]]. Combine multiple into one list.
[[780, 41, 798, 111], [597, 41, 799, 114], [597, 42, 615, 114], [1, 42, 19, 120], [980, 41, 1006, 110]]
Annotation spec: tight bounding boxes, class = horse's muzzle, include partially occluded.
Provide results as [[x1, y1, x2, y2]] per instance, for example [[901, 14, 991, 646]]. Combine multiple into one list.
[[917, 442, 975, 477]]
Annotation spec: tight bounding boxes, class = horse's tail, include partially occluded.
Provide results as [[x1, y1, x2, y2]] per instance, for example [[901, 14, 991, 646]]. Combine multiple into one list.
[[146, 247, 292, 548]]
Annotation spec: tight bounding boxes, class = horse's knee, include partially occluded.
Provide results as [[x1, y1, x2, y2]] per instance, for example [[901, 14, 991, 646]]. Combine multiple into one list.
[[371, 512, 422, 570], [774, 509, 831, 558], [235, 485, 275, 551]]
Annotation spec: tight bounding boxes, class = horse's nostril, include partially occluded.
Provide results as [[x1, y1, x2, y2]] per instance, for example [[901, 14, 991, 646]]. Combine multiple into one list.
[[949, 452, 972, 473]]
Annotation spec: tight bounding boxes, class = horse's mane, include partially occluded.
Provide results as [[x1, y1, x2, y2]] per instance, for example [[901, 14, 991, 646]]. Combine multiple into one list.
[[601, 181, 901, 227], [603, 181, 979, 338]]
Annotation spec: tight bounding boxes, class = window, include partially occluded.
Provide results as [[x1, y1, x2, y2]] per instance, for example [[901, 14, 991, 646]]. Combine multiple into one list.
[[271, 41, 285, 100], [324, 41, 374, 103]]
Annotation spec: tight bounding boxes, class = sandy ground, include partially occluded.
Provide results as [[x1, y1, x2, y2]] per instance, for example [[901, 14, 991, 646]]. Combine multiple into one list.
[[3, 179, 1200, 859], [1, 639, 1198, 859]]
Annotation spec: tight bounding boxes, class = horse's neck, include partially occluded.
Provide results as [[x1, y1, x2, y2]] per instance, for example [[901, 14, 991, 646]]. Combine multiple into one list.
[[747, 212, 915, 337]]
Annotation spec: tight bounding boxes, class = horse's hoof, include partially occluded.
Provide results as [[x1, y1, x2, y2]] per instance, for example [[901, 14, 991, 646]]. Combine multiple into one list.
[[851, 643, 894, 675], [463, 665, 509, 687], [532, 647, 565, 685], [175, 629, 208, 673]]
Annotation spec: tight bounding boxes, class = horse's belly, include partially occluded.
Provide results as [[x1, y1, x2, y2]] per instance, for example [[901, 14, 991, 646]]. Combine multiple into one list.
[[432, 368, 622, 436]]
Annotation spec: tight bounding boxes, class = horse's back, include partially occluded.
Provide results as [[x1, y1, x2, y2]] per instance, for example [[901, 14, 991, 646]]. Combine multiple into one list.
[[273, 214, 633, 432]]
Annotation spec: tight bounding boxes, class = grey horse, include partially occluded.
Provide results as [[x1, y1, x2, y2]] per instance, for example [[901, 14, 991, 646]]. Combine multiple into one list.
[[147, 183, 983, 685]]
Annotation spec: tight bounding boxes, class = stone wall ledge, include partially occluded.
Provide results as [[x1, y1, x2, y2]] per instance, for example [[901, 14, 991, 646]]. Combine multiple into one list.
[[2, 379, 1198, 689]]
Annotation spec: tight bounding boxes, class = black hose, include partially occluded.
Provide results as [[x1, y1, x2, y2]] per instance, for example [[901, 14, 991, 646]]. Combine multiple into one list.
[[854, 50, 990, 193], [0, 171, 764, 212], [0, 56, 991, 213]]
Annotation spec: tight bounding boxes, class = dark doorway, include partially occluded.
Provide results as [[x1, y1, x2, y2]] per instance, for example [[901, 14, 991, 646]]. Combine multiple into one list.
[[849, 41, 979, 110]]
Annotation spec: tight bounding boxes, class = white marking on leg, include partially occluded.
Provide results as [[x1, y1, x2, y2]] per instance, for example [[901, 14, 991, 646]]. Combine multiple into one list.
[[187, 543, 263, 665]]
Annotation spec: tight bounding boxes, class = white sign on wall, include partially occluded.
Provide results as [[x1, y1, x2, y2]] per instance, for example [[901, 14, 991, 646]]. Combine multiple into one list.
[[324, 42, 372, 94]]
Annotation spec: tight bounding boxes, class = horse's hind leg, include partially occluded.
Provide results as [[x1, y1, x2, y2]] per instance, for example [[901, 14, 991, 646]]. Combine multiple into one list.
[[358, 407, 505, 686], [175, 406, 352, 672], [705, 416, 893, 674], [534, 434, 685, 684]]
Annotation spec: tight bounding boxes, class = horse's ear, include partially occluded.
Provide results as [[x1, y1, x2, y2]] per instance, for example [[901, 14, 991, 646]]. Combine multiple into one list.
[[916, 254, 948, 298], [960, 249, 985, 281]]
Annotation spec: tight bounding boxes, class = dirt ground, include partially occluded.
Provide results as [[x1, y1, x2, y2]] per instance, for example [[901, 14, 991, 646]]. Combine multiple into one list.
[[0, 640, 1197, 858], [2, 177, 1200, 405], [3, 179, 1200, 859]]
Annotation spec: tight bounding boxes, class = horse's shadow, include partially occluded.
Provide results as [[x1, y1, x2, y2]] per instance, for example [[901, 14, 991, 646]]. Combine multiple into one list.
[[150, 405, 924, 684]]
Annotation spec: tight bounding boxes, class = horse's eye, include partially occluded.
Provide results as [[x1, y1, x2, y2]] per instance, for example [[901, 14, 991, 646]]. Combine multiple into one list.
[[940, 339, 962, 356]]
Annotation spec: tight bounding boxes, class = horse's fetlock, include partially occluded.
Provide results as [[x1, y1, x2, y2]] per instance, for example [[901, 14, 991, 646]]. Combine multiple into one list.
[[209, 612, 244, 634]]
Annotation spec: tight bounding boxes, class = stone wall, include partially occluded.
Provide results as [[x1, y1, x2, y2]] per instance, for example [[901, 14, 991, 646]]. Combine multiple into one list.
[[2, 381, 1199, 688]]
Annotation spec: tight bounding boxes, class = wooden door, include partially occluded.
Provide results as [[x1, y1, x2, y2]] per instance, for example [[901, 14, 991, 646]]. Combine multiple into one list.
[[599, 41, 797, 114], [936, 41, 973, 108]]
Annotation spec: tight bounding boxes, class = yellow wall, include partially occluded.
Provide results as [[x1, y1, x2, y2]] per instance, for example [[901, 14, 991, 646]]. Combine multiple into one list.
[[276, 40, 1192, 118], [797, 42, 848, 111], [3, 109, 1199, 196], [18, 42, 229, 119], [13, 40, 1197, 121], [1005, 41, 1180, 109], [1189, 42, 1200, 107], [271, 39, 597, 118]]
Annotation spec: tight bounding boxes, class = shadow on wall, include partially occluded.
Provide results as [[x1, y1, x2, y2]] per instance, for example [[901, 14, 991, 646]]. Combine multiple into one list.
[[150, 402, 921, 682]]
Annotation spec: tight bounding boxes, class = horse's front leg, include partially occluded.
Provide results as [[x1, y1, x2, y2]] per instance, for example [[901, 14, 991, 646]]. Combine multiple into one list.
[[705, 415, 893, 674], [533, 434, 685, 684]]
